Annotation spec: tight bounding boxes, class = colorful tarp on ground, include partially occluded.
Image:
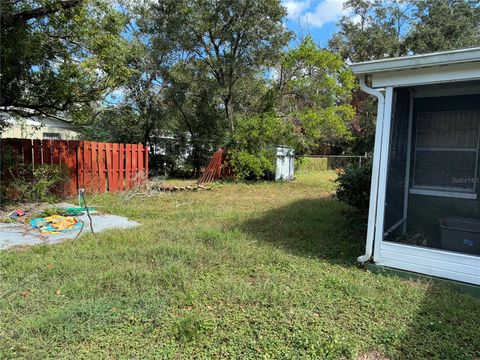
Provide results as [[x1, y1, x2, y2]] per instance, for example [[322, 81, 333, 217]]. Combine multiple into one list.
[[30, 215, 82, 234]]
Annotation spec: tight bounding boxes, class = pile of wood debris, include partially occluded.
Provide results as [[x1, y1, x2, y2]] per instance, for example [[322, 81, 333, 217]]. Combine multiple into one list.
[[150, 184, 211, 192]]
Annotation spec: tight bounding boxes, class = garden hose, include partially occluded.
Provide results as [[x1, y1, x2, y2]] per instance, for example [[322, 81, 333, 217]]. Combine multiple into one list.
[[79, 188, 94, 234]]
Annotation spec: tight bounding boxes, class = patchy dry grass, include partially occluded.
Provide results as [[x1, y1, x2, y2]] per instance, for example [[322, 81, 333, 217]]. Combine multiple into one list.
[[0, 170, 479, 359]]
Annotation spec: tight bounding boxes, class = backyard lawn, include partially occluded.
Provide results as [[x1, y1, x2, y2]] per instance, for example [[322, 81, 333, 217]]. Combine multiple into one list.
[[0, 170, 479, 359]]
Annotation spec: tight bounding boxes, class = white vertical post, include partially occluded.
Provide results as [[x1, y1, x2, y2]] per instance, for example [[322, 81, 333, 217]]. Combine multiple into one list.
[[373, 87, 394, 262], [402, 90, 415, 234], [357, 76, 386, 264]]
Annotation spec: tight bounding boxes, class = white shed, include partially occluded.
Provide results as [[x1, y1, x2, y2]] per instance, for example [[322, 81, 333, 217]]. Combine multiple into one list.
[[350, 47, 480, 285]]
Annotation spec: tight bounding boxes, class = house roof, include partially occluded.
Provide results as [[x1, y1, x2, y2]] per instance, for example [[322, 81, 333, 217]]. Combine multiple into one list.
[[1, 111, 81, 130], [350, 47, 480, 75]]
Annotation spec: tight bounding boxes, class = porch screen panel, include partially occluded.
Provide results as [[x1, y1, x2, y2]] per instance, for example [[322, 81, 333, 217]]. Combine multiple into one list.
[[383, 88, 411, 237], [413, 111, 480, 191], [398, 92, 480, 256]]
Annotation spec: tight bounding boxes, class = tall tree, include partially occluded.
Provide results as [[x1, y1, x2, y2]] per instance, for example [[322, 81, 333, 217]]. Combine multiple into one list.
[[148, 0, 292, 134], [406, 0, 480, 53], [164, 60, 227, 176], [275, 36, 356, 153], [329, 0, 480, 154], [328, 0, 410, 154], [0, 0, 133, 124], [329, 0, 412, 63]]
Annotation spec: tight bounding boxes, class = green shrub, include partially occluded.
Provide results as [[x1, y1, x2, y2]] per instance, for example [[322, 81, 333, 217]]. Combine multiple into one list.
[[227, 112, 297, 180], [2, 164, 70, 203], [335, 160, 372, 215], [227, 149, 275, 180], [296, 157, 328, 172]]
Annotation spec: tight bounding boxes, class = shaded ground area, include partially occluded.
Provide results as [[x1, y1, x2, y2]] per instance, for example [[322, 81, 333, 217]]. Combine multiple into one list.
[[242, 197, 480, 359], [0, 171, 478, 359]]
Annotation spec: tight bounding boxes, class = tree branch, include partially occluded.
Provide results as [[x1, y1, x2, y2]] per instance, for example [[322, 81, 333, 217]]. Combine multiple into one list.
[[2, 0, 83, 27]]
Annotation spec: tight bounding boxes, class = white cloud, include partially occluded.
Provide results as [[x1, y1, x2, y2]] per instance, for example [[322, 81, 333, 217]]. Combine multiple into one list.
[[283, 0, 311, 19], [301, 0, 349, 28]]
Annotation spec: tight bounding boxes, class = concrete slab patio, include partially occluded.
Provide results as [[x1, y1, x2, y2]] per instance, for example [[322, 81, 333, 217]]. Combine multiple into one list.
[[0, 206, 140, 250]]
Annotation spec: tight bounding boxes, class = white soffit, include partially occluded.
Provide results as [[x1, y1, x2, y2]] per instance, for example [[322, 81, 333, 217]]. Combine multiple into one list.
[[350, 47, 480, 88], [350, 47, 480, 75], [372, 62, 480, 88]]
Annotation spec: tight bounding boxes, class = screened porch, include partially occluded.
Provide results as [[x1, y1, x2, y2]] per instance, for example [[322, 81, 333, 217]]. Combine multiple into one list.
[[384, 81, 480, 257]]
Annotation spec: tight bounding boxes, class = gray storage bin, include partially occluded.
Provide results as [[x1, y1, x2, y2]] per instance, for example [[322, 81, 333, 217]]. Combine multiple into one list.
[[440, 217, 480, 255]]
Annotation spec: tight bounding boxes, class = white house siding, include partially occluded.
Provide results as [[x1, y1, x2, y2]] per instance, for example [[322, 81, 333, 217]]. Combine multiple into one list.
[[1, 115, 82, 140]]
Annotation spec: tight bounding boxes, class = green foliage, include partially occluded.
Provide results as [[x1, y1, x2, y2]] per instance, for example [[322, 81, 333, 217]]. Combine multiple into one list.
[[228, 112, 295, 180], [329, 0, 480, 155], [228, 149, 275, 180], [232, 112, 297, 152], [0, 0, 134, 123], [164, 61, 229, 177], [296, 157, 328, 172], [335, 160, 372, 215], [406, 0, 480, 53], [329, 0, 410, 63], [148, 0, 291, 133], [276, 36, 356, 153], [3, 164, 70, 203]]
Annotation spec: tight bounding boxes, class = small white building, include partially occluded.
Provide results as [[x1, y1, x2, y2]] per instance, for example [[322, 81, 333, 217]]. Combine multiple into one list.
[[1, 112, 82, 140], [350, 47, 480, 285], [274, 145, 294, 181]]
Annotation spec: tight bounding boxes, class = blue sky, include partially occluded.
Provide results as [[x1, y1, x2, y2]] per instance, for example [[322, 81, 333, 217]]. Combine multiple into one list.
[[282, 0, 352, 48]]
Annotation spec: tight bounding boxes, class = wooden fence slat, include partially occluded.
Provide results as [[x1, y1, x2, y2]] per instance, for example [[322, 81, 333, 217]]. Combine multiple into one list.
[[60, 141, 68, 165], [138, 144, 144, 178], [145, 145, 149, 181], [59, 141, 69, 195], [9, 138, 22, 160], [91, 141, 98, 192], [77, 141, 84, 191], [125, 144, 131, 190], [131, 144, 138, 186], [43, 140, 52, 165], [67, 141, 79, 196], [82, 141, 90, 192], [77, 142, 85, 190], [118, 143, 124, 192], [0, 139, 13, 184], [111, 143, 119, 192], [33, 140, 42, 166], [98, 142, 106, 193], [105, 142, 113, 192], [51, 140, 61, 165], [21, 139, 33, 164]]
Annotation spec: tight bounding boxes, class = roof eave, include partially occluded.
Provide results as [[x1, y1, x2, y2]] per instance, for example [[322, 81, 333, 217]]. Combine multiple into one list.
[[350, 47, 480, 75]]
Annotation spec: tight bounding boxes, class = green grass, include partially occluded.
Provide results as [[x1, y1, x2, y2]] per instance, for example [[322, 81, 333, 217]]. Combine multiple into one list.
[[1, 170, 479, 359], [296, 157, 328, 172]]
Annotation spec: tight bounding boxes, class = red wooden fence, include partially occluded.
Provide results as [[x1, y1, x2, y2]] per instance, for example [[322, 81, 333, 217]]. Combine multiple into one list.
[[1, 138, 148, 195]]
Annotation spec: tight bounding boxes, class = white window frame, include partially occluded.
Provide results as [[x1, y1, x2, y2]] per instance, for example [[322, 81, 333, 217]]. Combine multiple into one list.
[[43, 132, 61, 140]]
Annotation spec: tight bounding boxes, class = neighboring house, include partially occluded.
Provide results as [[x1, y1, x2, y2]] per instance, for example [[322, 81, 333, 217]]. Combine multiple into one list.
[[350, 47, 480, 286], [1, 112, 83, 140]]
